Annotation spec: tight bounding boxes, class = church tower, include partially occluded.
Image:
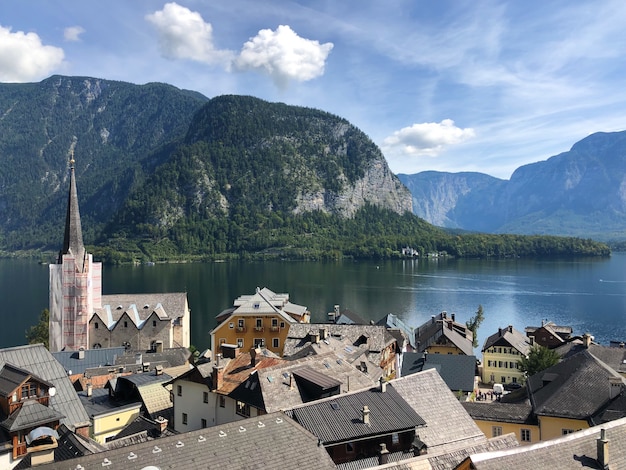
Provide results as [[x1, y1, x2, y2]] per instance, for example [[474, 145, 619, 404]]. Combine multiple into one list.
[[49, 151, 102, 352]]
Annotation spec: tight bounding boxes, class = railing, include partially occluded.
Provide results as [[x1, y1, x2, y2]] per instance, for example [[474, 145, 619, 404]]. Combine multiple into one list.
[[254, 326, 264, 332], [236, 326, 246, 332], [270, 326, 279, 332]]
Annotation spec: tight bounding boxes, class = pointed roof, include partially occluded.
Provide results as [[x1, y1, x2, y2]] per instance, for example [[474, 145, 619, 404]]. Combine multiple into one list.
[[59, 155, 85, 270]]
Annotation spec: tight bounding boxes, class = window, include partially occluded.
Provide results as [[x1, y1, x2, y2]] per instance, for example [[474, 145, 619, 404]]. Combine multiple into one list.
[[487, 360, 492, 367], [492, 426, 503, 437], [21, 383, 37, 399], [238, 319, 244, 328], [95, 322, 99, 329], [182, 413, 188, 425], [512, 377, 518, 383], [280, 322, 285, 328], [236, 401, 250, 417], [152, 320, 157, 327], [391, 433, 399, 445], [272, 338, 279, 348], [219, 396, 226, 408], [256, 318, 263, 329], [201, 419, 207, 428], [177, 385, 182, 397], [346, 443, 355, 453], [562, 429, 575, 435], [501, 376, 506, 383], [271, 318, 278, 327], [229, 322, 234, 329], [203, 391, 209, 403], [254, 338, 264, 348], [521, 429, 531, 442], [510, 362, 515, 369], [124, 321, 128, 328], [237, 338, 244, 348]]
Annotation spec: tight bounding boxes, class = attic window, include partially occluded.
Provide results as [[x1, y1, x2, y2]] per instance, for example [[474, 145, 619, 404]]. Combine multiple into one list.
[[116, 305, 123, 310], [330, 402, 340, 410], [254, 302, 260, 309], [144, 304, 150, 309]]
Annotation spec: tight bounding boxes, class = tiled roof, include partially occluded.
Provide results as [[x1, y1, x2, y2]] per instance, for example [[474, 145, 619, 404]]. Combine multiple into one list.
[[52, 347, 126, 375], [462, 401, 535, 424], [391, 369, 486, 452], [527, 350, 623, 419], [32, 412, 337, 470], [0, 344, 90, 430], [482, 325, 531, 355], [217, 351, 285, 395], [1, 400, 65, 431], [288, 386, 425, 445], [468, 416, 626, 469], [0, 363, 31, 396], [400, 352, 476, 392], [233, 352, 376, 412]]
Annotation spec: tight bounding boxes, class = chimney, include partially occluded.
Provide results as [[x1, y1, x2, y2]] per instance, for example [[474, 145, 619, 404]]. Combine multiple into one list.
[[597, 428, 609, 469], [86, 383, 93, 397], [250, 347, 257, 367], [362, 405, 370, 425], [609, 376, 622, 399], [216, 353, 222, 367], [442, 311, 447, 319], [155, 365, 163, 376], [379, 377, 387, 393], [498, 328, 502, 337], [451, 313, 455, 322], [78, 347, 85, 360], [212, 365, 224, 390], [378, 443, 389, 465], [583, 333, 593, 348], [155, 416, 168, 435], [289, 374, 295, 390], [508, 325, 513, 333], [319, 328, 328, 340], [412, 434, 428, 456], [431, 315, 435, 324], [309, 331, 320, 344]]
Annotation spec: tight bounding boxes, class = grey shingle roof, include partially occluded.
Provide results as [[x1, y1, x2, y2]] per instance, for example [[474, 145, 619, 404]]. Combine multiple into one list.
[[0, 363, 31, 396], [288, 386, 425, 445], [400, 352, 476, 392], [462, 401, 535, 424], [1, 400, 65, 431], [482, 325, 531, 355], [469, 417, 626, 469], [527, 350, 622, 419], [285, 324, 396, 356], [0, 344, 90, 429], [52, 347, 126, 375], [391, 369, 487, 451], [32, 412, 337, 470], [94, 292, 188, 328]]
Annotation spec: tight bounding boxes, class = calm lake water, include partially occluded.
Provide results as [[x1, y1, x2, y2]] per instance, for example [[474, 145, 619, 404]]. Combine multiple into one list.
[[2, 254, 626, 355]]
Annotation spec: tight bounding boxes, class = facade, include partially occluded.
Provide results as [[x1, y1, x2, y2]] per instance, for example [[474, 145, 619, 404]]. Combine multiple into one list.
[[49, 156, 190, 353], [210, 287, 310, 355], [462, 402, 539, 445], [414, 311, 474, 356], [481, 325, 531, 385]]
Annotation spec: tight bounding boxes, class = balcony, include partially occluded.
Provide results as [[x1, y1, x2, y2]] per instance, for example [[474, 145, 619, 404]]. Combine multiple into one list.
[[236, 326, 246, 333], [254, 326, 264, 332], [270, 326, 279, 332]]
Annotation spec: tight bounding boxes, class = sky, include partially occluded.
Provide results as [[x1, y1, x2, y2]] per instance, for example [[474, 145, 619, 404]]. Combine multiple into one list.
[[1, 1, 625, 179]]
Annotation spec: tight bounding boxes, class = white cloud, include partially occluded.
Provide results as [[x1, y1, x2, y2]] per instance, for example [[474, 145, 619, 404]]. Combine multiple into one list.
[[145, 2, 233, 66], [64, 26, 85, 42], [0, 26, 64, 82], [234, 25, 333, 88], [383, 119, 475, 157]]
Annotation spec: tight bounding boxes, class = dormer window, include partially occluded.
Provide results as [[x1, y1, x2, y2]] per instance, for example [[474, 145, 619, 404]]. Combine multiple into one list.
[[21, 382, 37, 399]]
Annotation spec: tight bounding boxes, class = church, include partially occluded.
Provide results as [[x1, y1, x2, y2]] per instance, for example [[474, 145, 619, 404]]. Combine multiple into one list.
[[48, 153, 190, 353]]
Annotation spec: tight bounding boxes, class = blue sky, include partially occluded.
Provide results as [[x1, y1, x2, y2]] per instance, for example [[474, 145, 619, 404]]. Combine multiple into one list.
[[1, 0, 625, 179]]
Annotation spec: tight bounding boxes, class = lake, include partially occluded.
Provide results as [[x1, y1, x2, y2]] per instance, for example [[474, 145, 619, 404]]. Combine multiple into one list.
[[2, 253, 626, 356]]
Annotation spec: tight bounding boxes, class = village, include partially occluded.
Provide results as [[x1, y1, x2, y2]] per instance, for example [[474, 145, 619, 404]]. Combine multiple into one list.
[[2, 163, 626, 469]]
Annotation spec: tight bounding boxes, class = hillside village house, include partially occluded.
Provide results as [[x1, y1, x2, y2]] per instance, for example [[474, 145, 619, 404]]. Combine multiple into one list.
[[210, 287, 310, 355], [525, 320, 573, 349], [481, 325, 531, 385], [49, 156, 190, 353], [414, 311, 474, 356]]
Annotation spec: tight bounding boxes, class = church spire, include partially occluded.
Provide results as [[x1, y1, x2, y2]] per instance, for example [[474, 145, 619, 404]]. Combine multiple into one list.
[[59, 147, 86, 270]]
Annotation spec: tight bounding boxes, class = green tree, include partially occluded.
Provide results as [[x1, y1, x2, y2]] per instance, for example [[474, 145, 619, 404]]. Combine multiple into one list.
[[466, 305, 485, 348], [518, 345, 560, 377], [25, 308, 49, 349]]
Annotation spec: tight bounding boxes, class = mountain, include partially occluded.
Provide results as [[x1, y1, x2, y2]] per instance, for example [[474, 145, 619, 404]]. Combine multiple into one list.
[[0, 76, 414, 258], [398, 131, 626, 241]]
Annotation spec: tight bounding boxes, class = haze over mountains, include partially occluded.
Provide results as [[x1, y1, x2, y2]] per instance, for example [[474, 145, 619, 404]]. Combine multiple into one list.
[[399, 131, 626, 242]]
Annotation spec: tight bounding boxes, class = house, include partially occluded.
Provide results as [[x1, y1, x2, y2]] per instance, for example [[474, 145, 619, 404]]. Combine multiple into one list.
[[168, 345, 284, 432], [525, 320, 572, 349], [283, 323, 398, 378], [0, 344, 90, 469], [210, 287, 310, 356], [461, 401, 539, 445], [286, 380, 427, 465], [89, 293, 191, 351], [400, 352, 477, 394], [49, 156, 191, 352], [481, 325, 531, 385], [231, 351, 376, 414], [415, 311, 474, 356], [30, 411, 337, 470], [327, 305, 369, 325], [376, 313, 416, 351], [104, 414, 175, 449], [459, 416, 626, 469]]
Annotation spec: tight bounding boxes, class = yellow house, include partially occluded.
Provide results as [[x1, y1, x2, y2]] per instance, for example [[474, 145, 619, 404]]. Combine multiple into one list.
[[414, 312, 474, 356], [462, 401, 539, 445], [481, 325, 531, 385], [88, 401, 142, 444], [210, 287, 310, 356]]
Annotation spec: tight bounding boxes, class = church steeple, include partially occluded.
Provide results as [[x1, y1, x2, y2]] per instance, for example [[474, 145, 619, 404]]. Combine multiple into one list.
[[59, 149, 86, 270]]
